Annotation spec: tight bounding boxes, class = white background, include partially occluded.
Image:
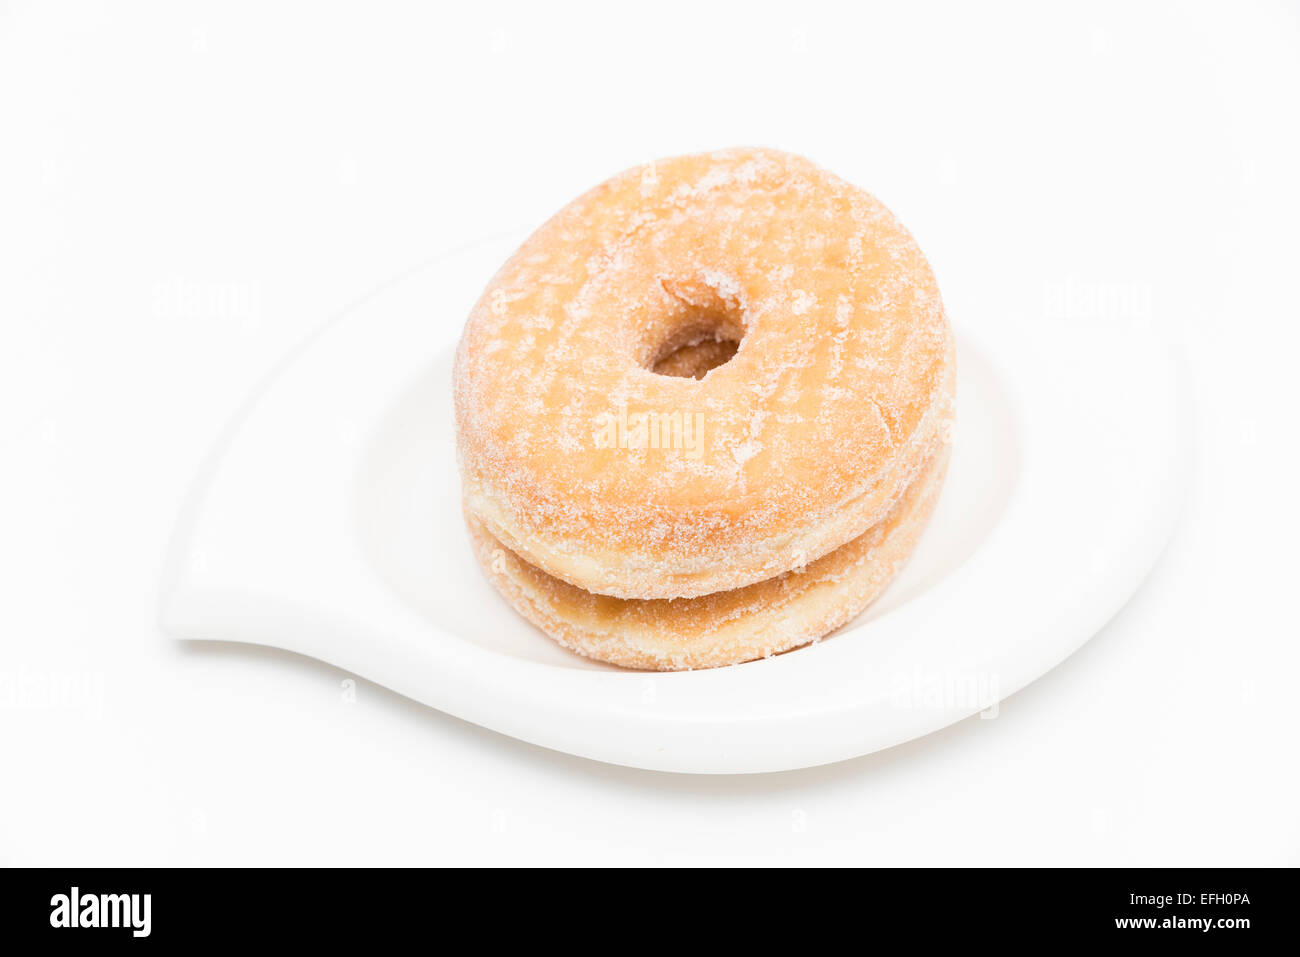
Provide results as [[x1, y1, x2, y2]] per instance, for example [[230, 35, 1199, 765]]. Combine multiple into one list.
[[3, 1, 1298, 865]]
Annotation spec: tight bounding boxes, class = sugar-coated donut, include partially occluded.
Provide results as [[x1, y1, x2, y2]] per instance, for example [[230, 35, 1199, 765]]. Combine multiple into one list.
[[455, 148, 954, 601], [466, 445, 950, 671]]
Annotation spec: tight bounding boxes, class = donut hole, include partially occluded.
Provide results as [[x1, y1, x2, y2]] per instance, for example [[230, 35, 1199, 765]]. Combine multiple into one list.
[[651, 327, 741, 379], [647, 298, 746, 380]]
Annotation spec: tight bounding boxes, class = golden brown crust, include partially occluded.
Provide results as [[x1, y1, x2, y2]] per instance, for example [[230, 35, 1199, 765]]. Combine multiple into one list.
[[454, 148, 955, 599], [464, 445, 950, 671]]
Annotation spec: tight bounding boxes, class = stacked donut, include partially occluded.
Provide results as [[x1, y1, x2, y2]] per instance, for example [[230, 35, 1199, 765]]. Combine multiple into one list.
[[454, 149, 955, 670]]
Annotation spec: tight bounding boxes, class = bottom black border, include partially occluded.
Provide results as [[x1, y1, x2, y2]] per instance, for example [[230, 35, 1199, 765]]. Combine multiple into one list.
[[1, 866, 1292, 944]]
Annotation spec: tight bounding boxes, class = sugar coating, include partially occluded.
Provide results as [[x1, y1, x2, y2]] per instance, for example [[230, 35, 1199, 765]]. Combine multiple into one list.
[[454, 148, 955, 600], [465, 446, 951, 671]]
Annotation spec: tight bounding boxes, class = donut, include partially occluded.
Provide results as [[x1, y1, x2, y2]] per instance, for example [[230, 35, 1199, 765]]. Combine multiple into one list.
[[465, 443, 950, 671], [454, 148, 954, 603]]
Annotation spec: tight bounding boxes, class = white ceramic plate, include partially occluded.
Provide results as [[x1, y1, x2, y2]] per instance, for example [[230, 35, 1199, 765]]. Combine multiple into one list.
[[159, 233, 1186, 774]]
